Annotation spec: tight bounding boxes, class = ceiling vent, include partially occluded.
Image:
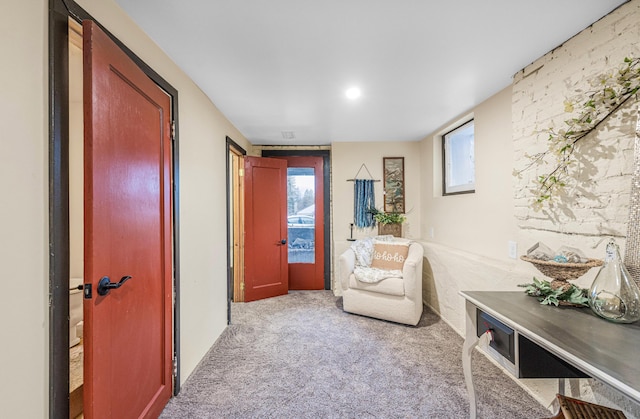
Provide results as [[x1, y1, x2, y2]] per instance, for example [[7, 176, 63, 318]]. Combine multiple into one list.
[[281, 131, 296, 140]]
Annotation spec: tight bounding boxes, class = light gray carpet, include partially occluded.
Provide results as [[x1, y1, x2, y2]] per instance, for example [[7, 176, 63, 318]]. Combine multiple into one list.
[[160, 291, 550, 418]]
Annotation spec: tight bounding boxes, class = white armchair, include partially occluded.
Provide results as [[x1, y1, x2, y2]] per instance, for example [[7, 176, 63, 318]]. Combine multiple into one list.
[[339, 239, 424, 326]]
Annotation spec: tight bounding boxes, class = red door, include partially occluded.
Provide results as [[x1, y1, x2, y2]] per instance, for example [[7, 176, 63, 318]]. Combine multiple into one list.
[[83, 20, 173, 418], [244, 156, 288, 302], [281, 156, 324, 290]]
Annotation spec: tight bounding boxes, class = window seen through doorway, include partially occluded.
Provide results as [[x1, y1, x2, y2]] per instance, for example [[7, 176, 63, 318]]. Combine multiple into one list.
[[287, 168, 315, 263]]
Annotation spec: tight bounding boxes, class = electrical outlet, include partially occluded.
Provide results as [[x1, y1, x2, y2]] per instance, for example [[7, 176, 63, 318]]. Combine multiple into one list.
[[508, 241, 518, 259]]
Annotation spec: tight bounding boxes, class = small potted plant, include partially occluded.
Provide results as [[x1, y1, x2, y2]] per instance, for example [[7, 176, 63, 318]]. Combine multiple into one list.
[[369, 207, 406, 237]]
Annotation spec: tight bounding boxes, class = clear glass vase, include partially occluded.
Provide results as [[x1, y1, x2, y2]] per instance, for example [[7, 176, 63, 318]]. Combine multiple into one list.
[[588, 239, 640, 323]]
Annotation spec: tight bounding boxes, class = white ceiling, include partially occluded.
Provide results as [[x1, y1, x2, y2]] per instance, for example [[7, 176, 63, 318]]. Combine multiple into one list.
[[114, 0, 627, 145]]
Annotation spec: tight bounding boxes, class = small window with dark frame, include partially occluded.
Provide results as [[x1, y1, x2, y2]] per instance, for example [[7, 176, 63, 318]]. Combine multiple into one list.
[[442, 119, 475, 195]]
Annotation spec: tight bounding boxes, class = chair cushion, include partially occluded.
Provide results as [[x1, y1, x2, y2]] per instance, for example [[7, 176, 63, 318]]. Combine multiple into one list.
[[370, 241, 409, 271], [354, 266, 403, 283], [350, 235, 399, 267], [349, 273, 405, 296]]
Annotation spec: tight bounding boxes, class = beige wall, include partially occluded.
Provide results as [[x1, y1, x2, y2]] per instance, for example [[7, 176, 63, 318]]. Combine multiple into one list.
[[416, 86, 565, 406], [0, 0, 250, 416], [417, 86, 532, 334], [331, 141, 421, 292], [76, 0, 252, 388], [0, 1, 48, 417], [4, 0, 640, 417], [69, 37, 84, 279], [421, 86, 516, 260]]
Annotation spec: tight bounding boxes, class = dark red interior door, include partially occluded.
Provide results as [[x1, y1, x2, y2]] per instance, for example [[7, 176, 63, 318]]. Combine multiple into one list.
[[83, 20, 172, 418], [281, 156, 324, 290], [244, 156, 288, 302]]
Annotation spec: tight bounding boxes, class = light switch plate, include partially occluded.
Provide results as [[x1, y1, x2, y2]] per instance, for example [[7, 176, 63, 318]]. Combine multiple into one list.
[[508, 241, 518, 259]]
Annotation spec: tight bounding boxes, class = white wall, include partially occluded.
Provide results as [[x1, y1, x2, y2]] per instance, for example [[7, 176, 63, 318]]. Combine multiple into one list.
[[419, 0, 640, 414], [510, 1, 640, 413], [513, 1, 640, 249], [0, 0, 251, 416]]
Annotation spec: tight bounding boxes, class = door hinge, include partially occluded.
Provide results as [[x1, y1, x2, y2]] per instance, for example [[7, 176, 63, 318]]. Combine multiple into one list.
[[239, 168, 244, 177], [240, 281, 245, 291], [171, 121, 176, 140], [172, 357, 178, 378]]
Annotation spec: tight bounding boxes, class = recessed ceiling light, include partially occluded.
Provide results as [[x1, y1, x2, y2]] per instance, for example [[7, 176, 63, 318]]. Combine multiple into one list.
[[345, 87, 361, 100]]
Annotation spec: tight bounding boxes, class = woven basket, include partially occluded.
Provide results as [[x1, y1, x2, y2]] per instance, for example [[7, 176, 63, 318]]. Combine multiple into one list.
[[554, 393, 627, 418], [520, 255, 603, 281]]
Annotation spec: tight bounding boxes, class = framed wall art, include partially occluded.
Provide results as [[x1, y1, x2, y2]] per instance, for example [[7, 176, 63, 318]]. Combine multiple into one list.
[[383, 157, 405, 213]]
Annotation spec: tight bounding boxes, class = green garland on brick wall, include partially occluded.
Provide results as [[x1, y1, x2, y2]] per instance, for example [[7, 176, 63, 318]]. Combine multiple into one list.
[[516, 57, 640, 211]]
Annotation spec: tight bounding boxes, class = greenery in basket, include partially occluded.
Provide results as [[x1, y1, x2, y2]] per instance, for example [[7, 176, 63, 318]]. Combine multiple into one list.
[[368, 207, 406, 225], [518, 277, 589, 307]]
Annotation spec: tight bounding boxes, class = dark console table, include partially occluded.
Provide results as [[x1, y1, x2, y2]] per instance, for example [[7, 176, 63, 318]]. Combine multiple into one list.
[[461, 291, 640, 419]]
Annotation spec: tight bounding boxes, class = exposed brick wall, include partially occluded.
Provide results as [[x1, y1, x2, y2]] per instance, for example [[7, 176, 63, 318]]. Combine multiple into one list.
[[512, 1, 640, 241], [510, 1, 640, 414]]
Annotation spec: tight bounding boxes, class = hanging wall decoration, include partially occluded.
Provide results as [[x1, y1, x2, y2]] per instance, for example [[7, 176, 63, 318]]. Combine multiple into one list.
[[383, 157, 405, 213], [353, 179, 375, 228], [347, 163, 380, 228]]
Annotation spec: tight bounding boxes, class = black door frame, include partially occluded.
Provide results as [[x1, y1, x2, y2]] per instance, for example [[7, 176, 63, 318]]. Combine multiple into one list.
[[225, 136, 247, 323], [49, 1, 181, 417], [261, 149, 331, 290]]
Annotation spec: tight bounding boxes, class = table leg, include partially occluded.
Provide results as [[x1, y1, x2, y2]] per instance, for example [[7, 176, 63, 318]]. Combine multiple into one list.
[[463, 301, 480, 419], [463, 301, 493, 419]]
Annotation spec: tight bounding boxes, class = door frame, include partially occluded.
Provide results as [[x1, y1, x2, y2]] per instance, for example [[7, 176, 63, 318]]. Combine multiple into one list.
[[262, 150, 331, 290], [49, 1, 181, 417], [225, 136, 246, 321]]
